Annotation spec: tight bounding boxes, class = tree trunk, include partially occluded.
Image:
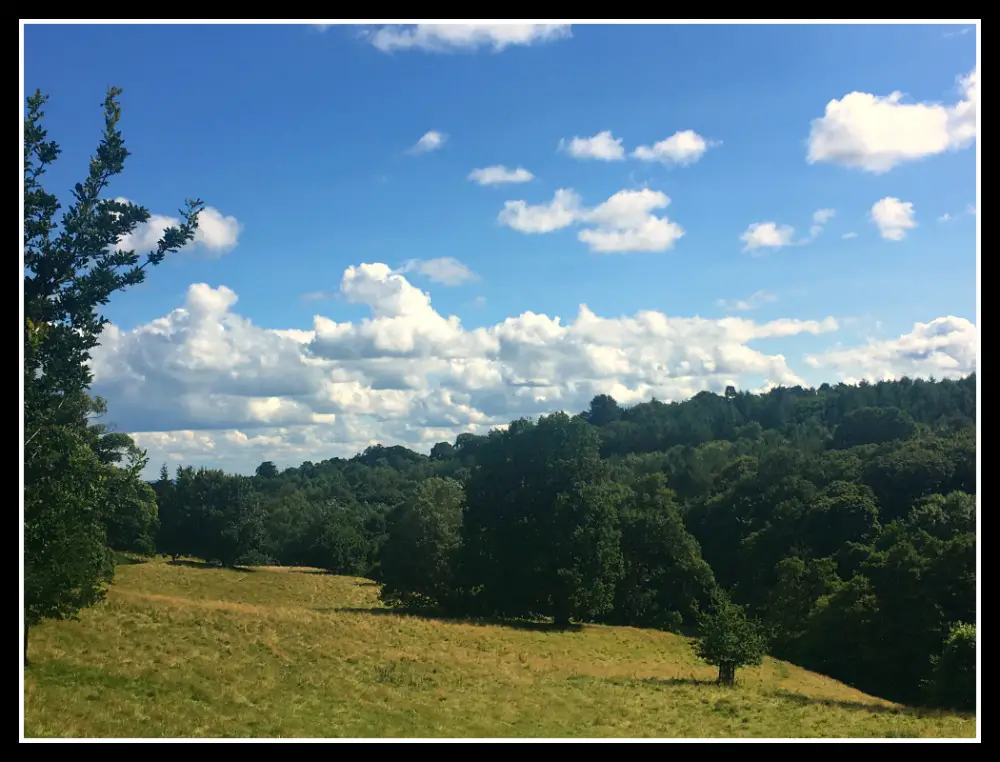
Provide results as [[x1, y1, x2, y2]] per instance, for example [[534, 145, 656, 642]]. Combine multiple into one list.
[[718, 663, 735, 686]]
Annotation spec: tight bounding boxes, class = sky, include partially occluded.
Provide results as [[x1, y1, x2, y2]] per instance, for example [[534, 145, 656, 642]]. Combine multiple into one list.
[[22, 22, 979, 477]]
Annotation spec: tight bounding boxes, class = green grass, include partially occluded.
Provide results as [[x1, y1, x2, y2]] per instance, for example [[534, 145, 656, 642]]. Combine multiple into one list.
[[23, 558, 976, 738]]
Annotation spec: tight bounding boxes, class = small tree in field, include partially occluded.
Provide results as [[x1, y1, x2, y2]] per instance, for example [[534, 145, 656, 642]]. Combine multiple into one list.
[[695, 592, 768, 686]]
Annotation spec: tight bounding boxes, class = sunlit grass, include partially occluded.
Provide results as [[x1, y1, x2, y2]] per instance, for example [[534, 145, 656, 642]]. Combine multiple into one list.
[[23, 558, 976, 738]]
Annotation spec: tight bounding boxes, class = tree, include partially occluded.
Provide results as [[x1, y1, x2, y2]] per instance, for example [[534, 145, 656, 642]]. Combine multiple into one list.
[[101, 447, 160, 555], [695, 592, 768, 685], [586, 394, 622, 427], [614, 474, 717, 629], [548, 481, 625, 626], [461, 413, 622, 624], [255, 461, 279, 479], [23, 87, 200, 663], [215, 475, 266, 567], [379, 478, 465, 610]]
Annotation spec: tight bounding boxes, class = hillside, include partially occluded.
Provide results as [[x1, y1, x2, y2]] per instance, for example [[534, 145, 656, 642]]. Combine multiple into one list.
[[23, 559, 975, 739]]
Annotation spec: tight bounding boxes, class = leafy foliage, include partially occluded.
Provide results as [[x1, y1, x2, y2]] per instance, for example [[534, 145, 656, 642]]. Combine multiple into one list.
[[144, 371, 976, 706], [23, 87, 200, 661], [695, 592, 768, 685], [925, 622, 976, 711]]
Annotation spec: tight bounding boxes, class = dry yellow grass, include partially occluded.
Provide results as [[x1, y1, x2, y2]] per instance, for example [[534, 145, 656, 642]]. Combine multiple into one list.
[[22, 558, 977, 738]]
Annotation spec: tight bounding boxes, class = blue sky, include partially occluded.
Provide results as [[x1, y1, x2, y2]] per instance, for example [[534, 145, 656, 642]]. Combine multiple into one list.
[[23, 22, 979, 475]]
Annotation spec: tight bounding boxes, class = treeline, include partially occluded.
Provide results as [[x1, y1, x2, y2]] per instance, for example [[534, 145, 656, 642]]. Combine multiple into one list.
[[143, 375, 977, 710]]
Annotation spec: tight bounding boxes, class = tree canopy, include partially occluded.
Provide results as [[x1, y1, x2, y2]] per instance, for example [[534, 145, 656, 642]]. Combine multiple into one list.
[[23, 86, 200, 663]]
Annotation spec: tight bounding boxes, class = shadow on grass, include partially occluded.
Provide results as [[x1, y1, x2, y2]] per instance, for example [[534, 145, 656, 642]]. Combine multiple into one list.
[[165, 559, 258, 573], [112, 552, 149, 565], [329, 606, 584, 633], [767, 689, 928, 717], [642, 676, 721, 688]]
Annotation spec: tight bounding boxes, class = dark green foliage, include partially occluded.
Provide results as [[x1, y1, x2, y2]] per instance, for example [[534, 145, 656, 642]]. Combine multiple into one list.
[[24, 427, 115, 630], [379, 478, 465, 610], [155, 468, 266, 567], [101, 450, 160, 555], [613, 474, 717, 630], [149, 376, 976, 708], [255, 461, 279, 479], [695, 592, 768, 685], [461, 413, 622, 624], [926, 622, 976, 711], [23, 87, 199, 661], [832, 406, 917, 449]]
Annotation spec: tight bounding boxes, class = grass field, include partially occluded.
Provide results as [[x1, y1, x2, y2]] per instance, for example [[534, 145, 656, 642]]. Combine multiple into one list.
[[22, 558, 977, 739]]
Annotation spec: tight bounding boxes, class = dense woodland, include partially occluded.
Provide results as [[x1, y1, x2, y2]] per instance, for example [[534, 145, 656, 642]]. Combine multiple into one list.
[[144, 375, 977, 708], [23, 89, 977, 717]]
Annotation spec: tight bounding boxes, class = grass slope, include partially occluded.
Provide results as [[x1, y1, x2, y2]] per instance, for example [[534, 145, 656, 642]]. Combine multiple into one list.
[[23, 559, 975, 739]]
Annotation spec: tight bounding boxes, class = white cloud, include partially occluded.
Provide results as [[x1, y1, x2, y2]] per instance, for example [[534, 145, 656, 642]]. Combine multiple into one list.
[[740, 222, 796, 252], [468, 165, 534, 185], [409, 130, 448, 154], [578, 189, 685, 253], [560, 130, 626, 161], [938, 212, 954, 223], [805, 316, 977, 382], [716, 291, 778, 313], [499, 188, 684, 253], [89, 263, 856, 475], [498, 189, 582, 233], [632, 130, 715, 165], [396, 257, 479, 286], [807, 208, 836, 240], [114, 200, 241, 256], [807, 68, 977, 173], [366, 24, 571, 53], [870, 197, 917, 241], [842, 232, 858, 240]]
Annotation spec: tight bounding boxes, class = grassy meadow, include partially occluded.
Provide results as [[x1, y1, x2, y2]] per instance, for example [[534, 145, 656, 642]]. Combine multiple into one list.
[[22, 558, 976, 739]]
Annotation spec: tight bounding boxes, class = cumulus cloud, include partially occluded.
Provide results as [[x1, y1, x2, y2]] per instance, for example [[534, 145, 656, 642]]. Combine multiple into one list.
[[740, 207, 836, 252], [114, 199, 241, 256], [807, 68, 978, 173], [716, 291, 778, 313], [632, 130, 715, 165], [409, 130, 447, 154], [498, 189, 582, 234], [578, 189, 685, 253], [740, 222, 796, 252], [365, 24, 571, 53], [870, 197, 917, 241], [499, 187, 685, 253], [559, 130, 626, 161], [468, 165, 534, 185], [396, 257, 479, 286], [89, 263, 856, 475], [805, 316, 977, 382]]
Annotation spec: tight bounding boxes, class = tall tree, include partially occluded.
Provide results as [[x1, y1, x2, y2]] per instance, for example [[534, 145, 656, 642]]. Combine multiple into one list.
[[614, 474, 717, 630], [379, 477, 465, 610], [23, 87, 200, 663], [461, 413, 623, 625]]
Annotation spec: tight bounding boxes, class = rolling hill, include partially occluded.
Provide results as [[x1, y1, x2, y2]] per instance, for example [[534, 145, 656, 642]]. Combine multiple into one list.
[[23, 558, 976, 739]]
